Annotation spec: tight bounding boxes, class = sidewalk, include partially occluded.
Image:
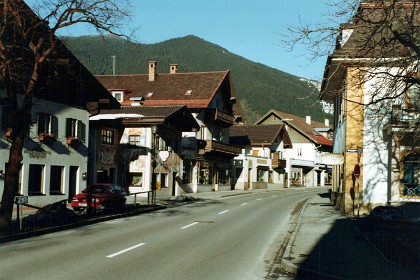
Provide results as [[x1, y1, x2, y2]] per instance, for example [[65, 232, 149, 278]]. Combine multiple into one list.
[[281, 194, 419, 280]]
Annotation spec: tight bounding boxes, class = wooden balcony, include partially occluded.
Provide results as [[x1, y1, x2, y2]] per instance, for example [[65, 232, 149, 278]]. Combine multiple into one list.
[[199, 140, 240, 156], [272, 159, 287, 169]]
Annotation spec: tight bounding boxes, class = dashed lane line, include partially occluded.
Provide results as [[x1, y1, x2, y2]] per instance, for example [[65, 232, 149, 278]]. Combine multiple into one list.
[[107, 243, 145, 258], [181, 222, 199, 229], [218, 210, 229, 215]]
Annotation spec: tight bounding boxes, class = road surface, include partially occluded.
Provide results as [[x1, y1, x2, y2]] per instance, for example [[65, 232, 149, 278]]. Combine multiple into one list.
[[0, 188, 325, 280]]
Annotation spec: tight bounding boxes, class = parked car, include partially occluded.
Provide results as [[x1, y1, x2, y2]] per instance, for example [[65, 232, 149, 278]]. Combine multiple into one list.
[[71, 183, 127, 212]]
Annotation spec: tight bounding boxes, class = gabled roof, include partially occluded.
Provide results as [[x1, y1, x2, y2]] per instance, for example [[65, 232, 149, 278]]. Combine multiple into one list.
[[255, 110, 333, 147], [0, 0, 120, 111], [96, 71, 233, 108], [229, 124, 292, 148], [92, 105, 199, 132]]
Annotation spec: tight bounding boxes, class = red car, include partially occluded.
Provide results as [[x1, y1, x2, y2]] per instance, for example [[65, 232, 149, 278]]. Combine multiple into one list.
[[71, 183, 127, 212]]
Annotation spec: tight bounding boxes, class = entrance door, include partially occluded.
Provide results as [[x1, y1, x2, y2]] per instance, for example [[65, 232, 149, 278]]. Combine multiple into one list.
[[68, 166, 78, 200]]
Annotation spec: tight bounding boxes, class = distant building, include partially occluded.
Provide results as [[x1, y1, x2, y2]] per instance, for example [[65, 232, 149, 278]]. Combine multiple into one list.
[[255, 110, 333, 188], [229, 124, 292, 190]]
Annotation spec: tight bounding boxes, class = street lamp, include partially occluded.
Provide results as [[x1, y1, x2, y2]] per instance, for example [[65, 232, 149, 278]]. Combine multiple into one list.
[[151, 126, 157, 204]]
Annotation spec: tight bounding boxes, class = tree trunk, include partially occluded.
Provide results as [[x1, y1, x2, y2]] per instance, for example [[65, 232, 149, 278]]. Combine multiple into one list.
[[0, 117, 25, 231]]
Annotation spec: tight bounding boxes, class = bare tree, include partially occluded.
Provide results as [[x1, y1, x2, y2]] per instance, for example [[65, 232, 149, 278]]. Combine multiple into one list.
[[0, 0, 132, 230], [286, 0, 419, 142]]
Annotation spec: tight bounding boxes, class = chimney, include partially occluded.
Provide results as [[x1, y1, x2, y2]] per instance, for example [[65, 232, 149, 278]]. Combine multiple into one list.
[[149, 61, 157, 82], [325, 119, 330, 127], [306, 116, 311, 125], [170, 64, 178, 74]]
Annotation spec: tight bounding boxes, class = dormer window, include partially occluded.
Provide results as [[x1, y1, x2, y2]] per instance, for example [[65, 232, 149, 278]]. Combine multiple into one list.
[[112, 91, 124, 102]]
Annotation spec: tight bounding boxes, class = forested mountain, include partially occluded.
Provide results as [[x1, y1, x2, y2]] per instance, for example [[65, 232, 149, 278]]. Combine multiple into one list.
[[61, 35, 331, 124]]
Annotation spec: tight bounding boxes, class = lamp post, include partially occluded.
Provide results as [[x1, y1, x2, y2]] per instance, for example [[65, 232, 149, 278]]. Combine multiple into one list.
[[151, 126, 157, 205]]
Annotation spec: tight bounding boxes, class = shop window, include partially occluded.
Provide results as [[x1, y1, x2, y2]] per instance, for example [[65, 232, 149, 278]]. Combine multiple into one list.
[[50, 165, 64, 195], [218, 168, 229, 185], [130, 173, 143, 186], [257, 169, 266, 182]]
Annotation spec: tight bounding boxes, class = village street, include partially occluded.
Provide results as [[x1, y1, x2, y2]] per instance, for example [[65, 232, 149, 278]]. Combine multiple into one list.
[[0, 188, 320, 280]]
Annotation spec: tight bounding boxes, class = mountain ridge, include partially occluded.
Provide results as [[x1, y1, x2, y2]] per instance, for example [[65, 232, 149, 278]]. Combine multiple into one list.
[[61, 35, 331, 123]]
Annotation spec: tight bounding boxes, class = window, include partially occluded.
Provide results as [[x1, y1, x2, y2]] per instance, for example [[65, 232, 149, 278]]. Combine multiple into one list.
[[28, 164, 44, 195], [37, 113, 58, 137], [129, 135, 141, 146], [66, 118, 85, 140], [402, 153, 419, 196], [112, 91, 123, 102], [101, 129, 114, 145], [406, 86, 420, 111], [297, 148, 303, 157], [50, 166, 64, 195]]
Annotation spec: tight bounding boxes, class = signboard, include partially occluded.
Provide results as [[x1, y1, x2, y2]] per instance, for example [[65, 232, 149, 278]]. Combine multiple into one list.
[[15, 196, 28, 204], [321, 153, 344, 165]]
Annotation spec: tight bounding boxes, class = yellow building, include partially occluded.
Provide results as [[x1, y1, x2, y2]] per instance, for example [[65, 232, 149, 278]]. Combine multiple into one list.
[[321, 1, 420, 215]]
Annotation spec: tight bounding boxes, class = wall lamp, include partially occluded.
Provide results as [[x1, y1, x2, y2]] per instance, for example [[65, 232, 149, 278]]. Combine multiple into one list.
[[0, 170, 5, 180], [82, 172, 88, 181]]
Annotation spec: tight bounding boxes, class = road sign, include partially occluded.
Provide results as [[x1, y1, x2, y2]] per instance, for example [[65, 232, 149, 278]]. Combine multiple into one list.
[[15, 196, 28, 204]]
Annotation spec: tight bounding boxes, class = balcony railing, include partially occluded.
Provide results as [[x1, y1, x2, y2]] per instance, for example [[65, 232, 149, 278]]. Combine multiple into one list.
[[272, 159, 286, 169], [391, 105, 419, 123], [199, 140, 240, 155]]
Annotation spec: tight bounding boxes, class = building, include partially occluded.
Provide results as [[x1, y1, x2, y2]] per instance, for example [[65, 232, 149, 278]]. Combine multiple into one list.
[[229, 124, 292, 190], [320, 1, 420, 214], [0, 3, 119, 208], [89, 105, 199, 197], [255, 110, 333, 188], [96, 61, 241, 193]]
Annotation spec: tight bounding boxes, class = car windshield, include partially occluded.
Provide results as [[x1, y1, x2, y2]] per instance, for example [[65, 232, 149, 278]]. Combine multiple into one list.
[[84, 185, 109, 194]]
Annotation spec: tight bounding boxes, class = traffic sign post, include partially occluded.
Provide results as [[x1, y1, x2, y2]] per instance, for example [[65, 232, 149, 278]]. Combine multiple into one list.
[[15, 196, 28, 231]]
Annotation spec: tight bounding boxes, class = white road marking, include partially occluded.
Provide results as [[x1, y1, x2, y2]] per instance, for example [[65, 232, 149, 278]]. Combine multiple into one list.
[[181, 222, 199, 229], [241, 203, 248, 206], [272, 195, 278, 197], [218, 210, 229, 215], [107, 243, 145, 258], [257, 198, 262, 201]]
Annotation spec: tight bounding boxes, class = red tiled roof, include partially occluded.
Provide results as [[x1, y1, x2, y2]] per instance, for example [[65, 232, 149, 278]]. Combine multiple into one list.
[[96, 71, 229, 108]]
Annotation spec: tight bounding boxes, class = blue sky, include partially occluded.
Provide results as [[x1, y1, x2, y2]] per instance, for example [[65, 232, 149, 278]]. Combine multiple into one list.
[[32, 0, 343, 81]]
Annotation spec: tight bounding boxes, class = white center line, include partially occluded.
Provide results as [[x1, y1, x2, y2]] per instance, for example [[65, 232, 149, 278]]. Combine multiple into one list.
[[241, 203, 248, 206], [181, 222, 199, 229], [107, 243, 145, 258], [218, 210, 229, 215]]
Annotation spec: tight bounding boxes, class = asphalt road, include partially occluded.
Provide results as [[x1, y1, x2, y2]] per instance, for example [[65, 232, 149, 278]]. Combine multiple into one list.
[[0, 188, 324, 280]]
